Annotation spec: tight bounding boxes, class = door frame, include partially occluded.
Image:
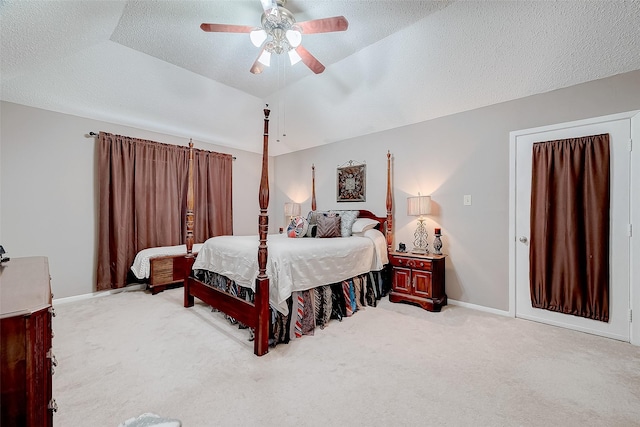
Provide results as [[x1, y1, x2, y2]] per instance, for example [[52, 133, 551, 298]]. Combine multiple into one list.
[[508, 110, 640, 346]]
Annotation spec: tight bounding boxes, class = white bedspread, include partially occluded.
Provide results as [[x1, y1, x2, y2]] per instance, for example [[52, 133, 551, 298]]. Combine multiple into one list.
[[192, 230, 388, 315], [130, 244, 204, 280]]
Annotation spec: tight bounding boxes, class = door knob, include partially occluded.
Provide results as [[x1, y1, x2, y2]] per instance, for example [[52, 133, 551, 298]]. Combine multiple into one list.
[[519, 236, 528, 244]]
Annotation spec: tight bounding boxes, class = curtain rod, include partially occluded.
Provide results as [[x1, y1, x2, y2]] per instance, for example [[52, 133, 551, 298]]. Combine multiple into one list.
[[87, 132, 236, 160]]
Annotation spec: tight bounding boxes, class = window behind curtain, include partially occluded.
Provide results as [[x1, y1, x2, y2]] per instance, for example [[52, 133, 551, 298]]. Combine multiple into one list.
[[96, 133, 233, 291]]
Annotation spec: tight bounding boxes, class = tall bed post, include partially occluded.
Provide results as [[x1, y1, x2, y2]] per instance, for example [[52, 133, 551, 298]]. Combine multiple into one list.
[[386, 151, 393, 252], [254, 108, 271, 356], [186, 140, 195, 257], [311, 164, 317, 211], [182, 141, 196, 304]]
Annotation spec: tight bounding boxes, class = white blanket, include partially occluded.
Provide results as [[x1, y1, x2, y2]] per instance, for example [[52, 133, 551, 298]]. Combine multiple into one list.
[[192, 230, 388, 315], [130, 244, 204, 280]]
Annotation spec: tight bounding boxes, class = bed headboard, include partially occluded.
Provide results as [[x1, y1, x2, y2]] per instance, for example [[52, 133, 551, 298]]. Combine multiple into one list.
[[307, 150, 393, 252]]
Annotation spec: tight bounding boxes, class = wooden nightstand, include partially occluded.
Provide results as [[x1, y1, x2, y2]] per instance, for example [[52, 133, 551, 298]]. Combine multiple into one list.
[[388, 251, 447, 312]]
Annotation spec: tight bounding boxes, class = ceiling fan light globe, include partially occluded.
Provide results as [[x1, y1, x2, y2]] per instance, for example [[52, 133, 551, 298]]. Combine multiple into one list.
[[288, 49, 302, 65], [258, 50, 272, 66], [250, 29, 268, 47], [285, 29, 302, 47]]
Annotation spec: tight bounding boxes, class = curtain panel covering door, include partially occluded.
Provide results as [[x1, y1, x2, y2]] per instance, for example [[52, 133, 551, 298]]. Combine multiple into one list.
[[97, 133, 233, 290], [529, 134, 610, 322]]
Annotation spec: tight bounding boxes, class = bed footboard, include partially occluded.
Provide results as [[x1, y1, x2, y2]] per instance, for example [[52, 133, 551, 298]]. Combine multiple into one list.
[[184, 276, 258, 329], [185, 274, 268, 355]]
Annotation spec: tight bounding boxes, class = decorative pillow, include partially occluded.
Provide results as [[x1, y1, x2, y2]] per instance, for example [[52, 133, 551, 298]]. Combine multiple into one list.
[[330, 210, 360, 237], [352, 217, 379, 233], [316, 214, 342, 238], [305, 224, 317, 238], [306, 210, 328, 227], [287, 216, 309, 238]]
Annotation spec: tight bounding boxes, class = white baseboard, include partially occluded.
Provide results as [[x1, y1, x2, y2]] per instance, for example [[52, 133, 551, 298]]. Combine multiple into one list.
[[53, 288, 510, 317], [53, 284, 146, 305], [448, 298, 511, 317]]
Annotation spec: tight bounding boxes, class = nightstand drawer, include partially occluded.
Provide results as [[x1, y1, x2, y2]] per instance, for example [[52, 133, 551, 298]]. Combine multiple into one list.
[[389, 255, 432, 271]]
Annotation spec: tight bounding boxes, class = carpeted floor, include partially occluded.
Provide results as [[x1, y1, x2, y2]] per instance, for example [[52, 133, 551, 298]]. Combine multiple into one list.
[[52, 288, 640, 426]]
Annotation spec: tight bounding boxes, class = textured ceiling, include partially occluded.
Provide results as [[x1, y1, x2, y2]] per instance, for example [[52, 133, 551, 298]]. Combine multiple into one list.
[[2, 1, 640, 156]]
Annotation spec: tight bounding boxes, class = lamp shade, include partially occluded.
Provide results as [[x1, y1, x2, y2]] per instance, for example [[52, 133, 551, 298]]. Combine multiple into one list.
[[407, 195, 431, 216], [288, 48, 302, 65], [284, 202, 301, 217], [257, 50, 271, 66]]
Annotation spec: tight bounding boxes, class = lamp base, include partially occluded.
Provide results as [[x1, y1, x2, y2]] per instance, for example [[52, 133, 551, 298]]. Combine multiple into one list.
[[412, 219, 429, 255]]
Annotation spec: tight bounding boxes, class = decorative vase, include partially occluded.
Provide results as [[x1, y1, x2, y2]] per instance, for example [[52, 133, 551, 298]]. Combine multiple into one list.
[[433, 228, 443, 255]]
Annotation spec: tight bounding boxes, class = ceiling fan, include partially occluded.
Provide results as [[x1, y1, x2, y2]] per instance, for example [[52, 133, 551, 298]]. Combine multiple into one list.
[[200, 0, 348, 75]]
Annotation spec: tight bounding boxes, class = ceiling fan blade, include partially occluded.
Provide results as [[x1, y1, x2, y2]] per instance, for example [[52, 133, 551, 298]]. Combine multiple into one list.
[[295, 45, 325, 74], [296, 16, 348, 34], [250, 48, 267, 74], [200, 23, 254, 33]]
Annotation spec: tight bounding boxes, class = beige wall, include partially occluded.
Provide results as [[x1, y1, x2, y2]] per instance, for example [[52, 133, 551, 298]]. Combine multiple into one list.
[[273, 70, 640, 312], [2, 71, 639, 308], [0, 102, 269, 298]]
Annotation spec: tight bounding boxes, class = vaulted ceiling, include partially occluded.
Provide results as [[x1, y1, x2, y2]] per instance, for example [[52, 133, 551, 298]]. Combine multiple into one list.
[[2, 1, 640, 156]]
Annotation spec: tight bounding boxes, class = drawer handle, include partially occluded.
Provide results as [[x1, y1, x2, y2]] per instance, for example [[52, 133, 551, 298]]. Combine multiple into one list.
[[48, 399, 58, 412]]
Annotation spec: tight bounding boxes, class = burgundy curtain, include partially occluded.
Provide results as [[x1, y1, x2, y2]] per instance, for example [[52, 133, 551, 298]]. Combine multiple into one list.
[[97, 133, 233, 290], [529, 133, 610, 322]]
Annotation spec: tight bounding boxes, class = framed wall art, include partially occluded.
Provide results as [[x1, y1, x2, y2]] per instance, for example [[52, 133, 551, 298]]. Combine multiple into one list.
[[337, 161, 366, 202]]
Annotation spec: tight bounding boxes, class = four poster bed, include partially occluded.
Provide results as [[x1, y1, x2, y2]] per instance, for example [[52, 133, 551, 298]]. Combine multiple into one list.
[[183, 108, 394, 356]]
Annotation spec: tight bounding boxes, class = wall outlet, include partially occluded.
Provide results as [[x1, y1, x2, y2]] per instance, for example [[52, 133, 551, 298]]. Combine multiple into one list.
[[464, 194, 472, 206]]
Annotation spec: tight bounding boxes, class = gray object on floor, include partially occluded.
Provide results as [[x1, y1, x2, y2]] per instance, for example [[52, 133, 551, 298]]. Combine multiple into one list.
[[118, 413, 181, 427]]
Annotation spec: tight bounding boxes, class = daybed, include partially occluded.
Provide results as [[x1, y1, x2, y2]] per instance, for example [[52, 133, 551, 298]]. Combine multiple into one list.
[[130, 244, 203, 294]]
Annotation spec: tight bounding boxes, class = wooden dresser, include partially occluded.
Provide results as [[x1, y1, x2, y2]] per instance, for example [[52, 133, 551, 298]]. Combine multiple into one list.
[[388, 251, 447, 312], [1, 257, 56, 426]]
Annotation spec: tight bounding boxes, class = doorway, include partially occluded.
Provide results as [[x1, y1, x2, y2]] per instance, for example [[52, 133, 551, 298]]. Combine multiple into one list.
[[509, 112, 636, 342]]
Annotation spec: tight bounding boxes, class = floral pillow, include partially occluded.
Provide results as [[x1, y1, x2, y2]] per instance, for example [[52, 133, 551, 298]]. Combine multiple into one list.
[[287, 216, 309, 238]]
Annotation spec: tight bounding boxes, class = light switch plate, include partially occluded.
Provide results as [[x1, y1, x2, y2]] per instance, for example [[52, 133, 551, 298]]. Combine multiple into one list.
[[464, 195, 472, 206]]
